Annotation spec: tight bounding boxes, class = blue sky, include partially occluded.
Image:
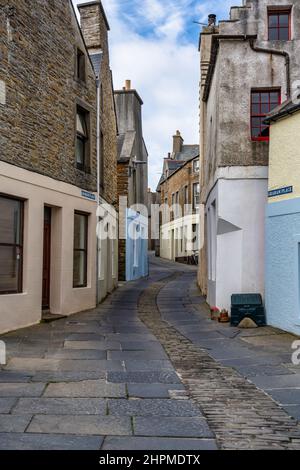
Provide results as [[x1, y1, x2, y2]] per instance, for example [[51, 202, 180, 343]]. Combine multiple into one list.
[[73, 0, 242, 189]]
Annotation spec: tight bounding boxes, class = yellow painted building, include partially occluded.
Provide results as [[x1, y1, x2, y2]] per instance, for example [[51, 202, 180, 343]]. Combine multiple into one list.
[[268, 104, 300, 202], [265, 100, 300, 336]]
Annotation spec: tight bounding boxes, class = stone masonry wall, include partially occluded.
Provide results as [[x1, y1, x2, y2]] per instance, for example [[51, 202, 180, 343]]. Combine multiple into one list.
[[160, 159, 199, 220], [0, 0, 97, 191], [117, 161, 129, 281], [79, 1, 118, 207]]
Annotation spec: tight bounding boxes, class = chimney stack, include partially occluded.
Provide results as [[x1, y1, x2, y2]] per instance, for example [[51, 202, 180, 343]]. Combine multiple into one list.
[[78, 2, 110, 50], [173, 130, 183, 155]]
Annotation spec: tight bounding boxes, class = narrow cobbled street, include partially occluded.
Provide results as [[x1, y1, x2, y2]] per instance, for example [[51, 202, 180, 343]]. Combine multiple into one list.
[[0, 255, 300, 450]]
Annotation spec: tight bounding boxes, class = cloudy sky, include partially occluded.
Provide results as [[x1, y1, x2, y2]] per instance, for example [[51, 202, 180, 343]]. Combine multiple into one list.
[[73, 0, 242, 189]]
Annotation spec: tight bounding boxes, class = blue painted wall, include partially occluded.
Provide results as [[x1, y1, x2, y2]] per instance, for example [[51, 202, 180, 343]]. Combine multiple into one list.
[[266, 198, 300, 336], [126, 209, 149, 281]]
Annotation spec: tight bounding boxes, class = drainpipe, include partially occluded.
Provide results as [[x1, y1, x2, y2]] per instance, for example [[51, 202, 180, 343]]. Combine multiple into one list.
[[203, 35, 291, 102], [249, 38, 291, 98], [93, 51, 103, 305]]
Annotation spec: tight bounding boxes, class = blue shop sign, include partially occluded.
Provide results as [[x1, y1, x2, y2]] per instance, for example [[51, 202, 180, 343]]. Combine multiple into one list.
[[268, 186, 293, 198], [81, 190, 96, 201]]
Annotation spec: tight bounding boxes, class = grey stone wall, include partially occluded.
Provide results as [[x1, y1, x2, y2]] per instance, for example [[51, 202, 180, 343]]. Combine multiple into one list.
[[0, 0, 98, 191], [114, 89, 148, 207], [200, 0, 300, 200], [79, 1, 118, 206]]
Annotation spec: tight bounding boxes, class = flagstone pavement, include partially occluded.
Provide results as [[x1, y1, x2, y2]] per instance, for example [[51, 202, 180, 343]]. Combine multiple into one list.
[[0, 254, 300, 450]]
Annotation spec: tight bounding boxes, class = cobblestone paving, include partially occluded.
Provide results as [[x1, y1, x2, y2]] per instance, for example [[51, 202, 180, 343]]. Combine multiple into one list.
[[0, 262, 216, 450], [138, 260, 300, 450], [1, 255, 300, 450]]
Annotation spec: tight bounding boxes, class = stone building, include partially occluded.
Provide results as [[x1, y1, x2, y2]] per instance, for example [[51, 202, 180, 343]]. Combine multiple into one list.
[[198, 1, 300, 312], [147, 188, 157, 251], [114, 81, 149, 281], [78, 1, 118, 302], [0, 0, 118, 333], [265, 99, 300, 336], [158, 132, 200, 262]]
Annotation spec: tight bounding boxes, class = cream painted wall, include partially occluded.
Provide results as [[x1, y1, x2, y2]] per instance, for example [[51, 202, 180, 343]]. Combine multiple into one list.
[[269, 112, 300, 202], [0, 162, 100, 334], [160, 214, 200, 261]]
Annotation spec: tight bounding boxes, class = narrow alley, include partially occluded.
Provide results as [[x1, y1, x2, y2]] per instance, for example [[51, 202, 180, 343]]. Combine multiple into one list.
[[0, 256, 299, 450]]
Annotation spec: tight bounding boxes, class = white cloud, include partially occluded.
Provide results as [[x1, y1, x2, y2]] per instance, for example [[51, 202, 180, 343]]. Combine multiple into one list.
[[139, 0, 165, 24], [73, 0, 242, 189]]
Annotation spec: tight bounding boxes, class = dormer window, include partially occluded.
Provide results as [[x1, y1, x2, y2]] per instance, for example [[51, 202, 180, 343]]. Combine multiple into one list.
[[76, 48, 86, 82], [268, 10, 291, 41], [76, 107, 89, 171]]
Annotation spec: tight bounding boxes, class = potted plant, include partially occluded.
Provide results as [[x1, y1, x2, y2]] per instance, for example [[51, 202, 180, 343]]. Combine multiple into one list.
[[210, 307, 220, 321], [219, 309, 229, 323]]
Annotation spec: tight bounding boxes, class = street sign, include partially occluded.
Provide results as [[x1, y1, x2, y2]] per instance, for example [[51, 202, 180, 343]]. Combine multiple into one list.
[[268, 186, 293, 198], [81, 190, 96, 201]]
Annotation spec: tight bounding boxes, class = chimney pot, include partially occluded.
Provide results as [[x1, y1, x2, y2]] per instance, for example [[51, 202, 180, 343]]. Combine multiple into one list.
[[208, 14, 217, 26], [125, 80, 131, 90]]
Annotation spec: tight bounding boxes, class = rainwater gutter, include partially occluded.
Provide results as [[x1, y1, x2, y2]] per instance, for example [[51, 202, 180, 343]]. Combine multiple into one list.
[[203, 34, 291, 102]]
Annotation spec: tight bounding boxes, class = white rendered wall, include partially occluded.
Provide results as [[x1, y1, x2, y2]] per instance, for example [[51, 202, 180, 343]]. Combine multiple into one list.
[[206, 167, 268, 311], [160, 214, 200, 261]]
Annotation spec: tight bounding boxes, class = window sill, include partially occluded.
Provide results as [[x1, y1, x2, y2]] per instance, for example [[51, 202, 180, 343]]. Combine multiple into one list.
[[251, 138, 269, 142], [267, 39, 292, 42], [76, 165, 91, 174], [0, 291, 25, 297], [73, 285, 90, 291]]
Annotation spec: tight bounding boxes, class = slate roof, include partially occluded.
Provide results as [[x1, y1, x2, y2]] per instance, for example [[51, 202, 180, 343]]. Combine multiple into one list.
[[264, 98, 300, 124], [157, 145, 200, 190], [174, 145, 199, 161], [90, 52, 102, 78], [117, 131, 136, 162]]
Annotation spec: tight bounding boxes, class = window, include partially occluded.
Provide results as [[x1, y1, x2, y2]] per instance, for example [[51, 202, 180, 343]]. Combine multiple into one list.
[[171, 193, 175, 220], [180, 227, 183, 253], [73, 212, 88, 288], [133, 225, 139, 268], [76, 107, 89, 171], [192, 224, 199, 251], [175, 191, 179, 218], [251, 90, 281, 141], [0, 196, 23, 294], [164, 197, 168, 223], [77, 49, 86, 82], [193, 183, 200, 211], [268, 10, 291, 41], [193, 159, 200, 173], [184, 186, 188, 205]]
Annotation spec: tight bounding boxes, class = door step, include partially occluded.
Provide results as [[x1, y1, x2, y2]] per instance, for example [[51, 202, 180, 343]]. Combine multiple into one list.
[[42, 311, 67, 323]]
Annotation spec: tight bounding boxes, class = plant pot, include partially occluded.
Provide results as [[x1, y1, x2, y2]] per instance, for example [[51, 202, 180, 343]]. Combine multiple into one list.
[[210, 307, 220, 321], [219, 310, 229, 323]]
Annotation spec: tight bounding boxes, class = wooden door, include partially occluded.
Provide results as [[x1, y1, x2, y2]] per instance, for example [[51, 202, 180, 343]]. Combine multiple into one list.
[[42, 207, 51, 309]]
